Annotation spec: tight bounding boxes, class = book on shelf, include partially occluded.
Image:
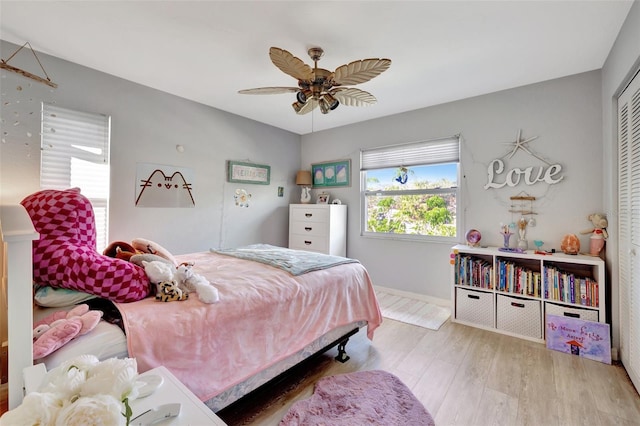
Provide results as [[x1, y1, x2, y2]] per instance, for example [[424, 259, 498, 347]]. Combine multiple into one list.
[[544, 264, 598, 308]]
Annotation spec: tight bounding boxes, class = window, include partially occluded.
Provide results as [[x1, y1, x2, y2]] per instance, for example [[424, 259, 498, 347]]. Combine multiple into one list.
[[41, 103, 111, 251], [361, 136, 460, 240]]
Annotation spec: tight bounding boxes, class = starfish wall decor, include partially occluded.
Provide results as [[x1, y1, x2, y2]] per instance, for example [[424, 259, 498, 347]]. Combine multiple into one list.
[[502, 129, 549, 165]]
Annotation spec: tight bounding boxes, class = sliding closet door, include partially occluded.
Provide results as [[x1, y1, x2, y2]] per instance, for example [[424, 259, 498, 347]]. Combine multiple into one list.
[[618, 70, 640, 393]]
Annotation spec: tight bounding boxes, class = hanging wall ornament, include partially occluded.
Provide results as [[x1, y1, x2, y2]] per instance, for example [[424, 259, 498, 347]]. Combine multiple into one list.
[[1, 42, 57, 157], [234, 189, 251, 207]]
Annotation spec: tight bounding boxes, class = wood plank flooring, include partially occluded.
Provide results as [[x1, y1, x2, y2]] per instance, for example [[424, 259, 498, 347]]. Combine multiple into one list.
[[2, 318, 639, 425], [217, 318, 640, 426]]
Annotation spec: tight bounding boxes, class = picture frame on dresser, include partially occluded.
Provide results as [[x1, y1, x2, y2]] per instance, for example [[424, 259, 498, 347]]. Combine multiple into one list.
[[316, 192, 330, 204]]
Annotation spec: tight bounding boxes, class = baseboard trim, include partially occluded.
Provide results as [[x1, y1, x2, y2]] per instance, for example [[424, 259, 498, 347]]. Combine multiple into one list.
[[374, 285, 450, 308]]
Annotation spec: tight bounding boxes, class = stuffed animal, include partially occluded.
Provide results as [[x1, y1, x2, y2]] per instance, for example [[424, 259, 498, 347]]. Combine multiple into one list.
[[175, 262, 220, 304], [155, 280, 189, 302], [132, 238, 178, 266], [33, 304, 103, 359], [103, 241, 140, 262], [142, 260, 175, 284], [581, 213, 609, 239], [130, 253, 175, 268]]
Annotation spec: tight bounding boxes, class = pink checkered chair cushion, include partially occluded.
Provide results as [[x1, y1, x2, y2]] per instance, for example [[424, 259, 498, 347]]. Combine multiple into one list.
[[21, 188, 150, 302]]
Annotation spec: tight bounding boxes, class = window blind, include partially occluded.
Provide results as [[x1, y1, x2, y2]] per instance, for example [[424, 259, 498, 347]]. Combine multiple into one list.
[[361, 136, 460, 170], [41, 103, 111, 250]]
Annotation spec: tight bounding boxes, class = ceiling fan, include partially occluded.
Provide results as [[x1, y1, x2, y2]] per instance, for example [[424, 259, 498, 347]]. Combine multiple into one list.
[[238, 47, 391, 115]]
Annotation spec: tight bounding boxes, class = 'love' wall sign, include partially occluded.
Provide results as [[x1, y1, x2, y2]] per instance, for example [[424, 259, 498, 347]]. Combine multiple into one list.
[[484, 130, 564, 190]]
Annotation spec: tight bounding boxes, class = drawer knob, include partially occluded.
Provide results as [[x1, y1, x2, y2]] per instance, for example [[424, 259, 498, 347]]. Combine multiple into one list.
[[304, 227, 312, 232], [304, 240, 312, 245], [305, 213, 312, 217], [467, 294, 480, 300], [511, 302, 525, 308]]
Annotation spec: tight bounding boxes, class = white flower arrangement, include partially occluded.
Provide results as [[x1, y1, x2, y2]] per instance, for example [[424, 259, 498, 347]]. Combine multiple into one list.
[[0, 355, 143, 426]]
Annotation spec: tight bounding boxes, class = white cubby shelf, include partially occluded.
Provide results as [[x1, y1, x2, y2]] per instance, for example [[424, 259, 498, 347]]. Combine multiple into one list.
[[451, 244, 606, 343]]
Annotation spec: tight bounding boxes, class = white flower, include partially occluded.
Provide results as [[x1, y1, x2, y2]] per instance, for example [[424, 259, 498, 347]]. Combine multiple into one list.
[[54, 394, 125, 426], [0, 392, 61, 425], [1, 355, 142, 426], [39, 354, 100, 400], [82, 357, 141, 401]]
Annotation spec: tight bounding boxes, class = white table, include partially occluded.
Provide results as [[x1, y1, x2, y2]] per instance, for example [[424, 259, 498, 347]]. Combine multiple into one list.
[[130, 366, 227, 425]]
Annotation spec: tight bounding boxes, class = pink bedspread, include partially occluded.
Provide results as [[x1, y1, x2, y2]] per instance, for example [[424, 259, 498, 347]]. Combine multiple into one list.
[[115, 251, 382, 402]]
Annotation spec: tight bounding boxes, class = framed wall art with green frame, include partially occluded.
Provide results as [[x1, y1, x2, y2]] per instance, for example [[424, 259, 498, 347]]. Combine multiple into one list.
[[311, 159, 351, 188]]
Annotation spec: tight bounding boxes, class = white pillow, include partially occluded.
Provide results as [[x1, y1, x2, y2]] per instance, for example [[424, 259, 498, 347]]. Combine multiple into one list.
[[34, 286, 96, 308]]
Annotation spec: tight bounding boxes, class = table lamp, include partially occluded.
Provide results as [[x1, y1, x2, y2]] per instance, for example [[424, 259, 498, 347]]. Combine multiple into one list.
[[295, 170, 312, 203]]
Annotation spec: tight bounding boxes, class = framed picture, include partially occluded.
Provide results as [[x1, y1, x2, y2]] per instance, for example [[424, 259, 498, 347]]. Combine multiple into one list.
[[227, 161, 270, 185], [316, 192, 330, 204], [311, 159, 350, 188]]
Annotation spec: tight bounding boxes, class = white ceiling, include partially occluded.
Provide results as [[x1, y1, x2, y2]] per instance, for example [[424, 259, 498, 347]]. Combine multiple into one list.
[[0, 1, 633, 135]]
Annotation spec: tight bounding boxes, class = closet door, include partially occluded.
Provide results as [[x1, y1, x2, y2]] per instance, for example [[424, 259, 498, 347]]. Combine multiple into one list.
[[618, 70, 640, 393]]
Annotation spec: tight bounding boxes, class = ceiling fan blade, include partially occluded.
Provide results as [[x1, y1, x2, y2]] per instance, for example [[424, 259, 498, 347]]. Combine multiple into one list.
[[269, 47, 314, 82], [333, 58, 391, 86], [330, 87, 377, 106], [238, 87, 299, 95], [295, 99, 318, 115]]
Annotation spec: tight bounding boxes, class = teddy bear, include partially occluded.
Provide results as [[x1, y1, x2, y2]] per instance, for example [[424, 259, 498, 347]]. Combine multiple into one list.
[[155, 280, 189, 302], [102, 241, 140, 262], [175, 262, 220, 304], [141, 260, 220, 304], [141, 260, 175, 284], [581, 213, 609, 239], [32, 304, 103, 359]]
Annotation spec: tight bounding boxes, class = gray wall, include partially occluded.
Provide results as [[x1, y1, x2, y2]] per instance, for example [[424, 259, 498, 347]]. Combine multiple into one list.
[[0, 40, 301, 254], [4, 0, 638, 351], [301, 71, 604, 304], [602, 0, 640, 352]]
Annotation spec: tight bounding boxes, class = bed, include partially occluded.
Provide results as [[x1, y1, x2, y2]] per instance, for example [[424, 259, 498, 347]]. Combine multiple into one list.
[[1, 190, 382, 412]]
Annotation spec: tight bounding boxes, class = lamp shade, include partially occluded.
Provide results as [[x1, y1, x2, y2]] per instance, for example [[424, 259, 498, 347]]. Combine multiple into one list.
[[295, 170, 312, 186]]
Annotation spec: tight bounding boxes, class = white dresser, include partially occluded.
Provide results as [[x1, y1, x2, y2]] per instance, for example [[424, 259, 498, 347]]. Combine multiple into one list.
[[289, 204, 347, 256]]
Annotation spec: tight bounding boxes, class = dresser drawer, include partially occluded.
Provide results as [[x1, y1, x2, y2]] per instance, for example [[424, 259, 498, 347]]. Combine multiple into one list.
[[289, 234, 328, 253], [290, 207, 329, 223], [496, 294, 542, 339], [289, 220, 329, 237]]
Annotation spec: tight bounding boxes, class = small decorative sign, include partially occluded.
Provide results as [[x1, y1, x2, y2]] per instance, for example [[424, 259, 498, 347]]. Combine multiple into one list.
[[312, 159, 350, 188], [227, 161, 270, 185], [545, 314, 611, 364], [135, 163, 195, 208]]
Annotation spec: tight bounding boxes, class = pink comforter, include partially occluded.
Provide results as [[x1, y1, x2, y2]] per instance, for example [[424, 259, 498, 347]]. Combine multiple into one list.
[[115, 251, 382, 401]]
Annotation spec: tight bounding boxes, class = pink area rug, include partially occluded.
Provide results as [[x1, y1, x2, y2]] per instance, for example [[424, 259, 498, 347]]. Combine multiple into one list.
[[280, 370, 435, 425]]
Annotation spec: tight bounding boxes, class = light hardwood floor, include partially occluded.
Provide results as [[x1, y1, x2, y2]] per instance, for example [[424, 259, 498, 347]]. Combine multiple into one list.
[[2, 319, 639, 425], [217, 318, 640, 426]]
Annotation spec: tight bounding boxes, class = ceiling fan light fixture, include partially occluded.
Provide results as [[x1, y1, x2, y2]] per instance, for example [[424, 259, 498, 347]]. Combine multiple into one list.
[[292, 101, 305, 113], [322, 94, 339, 110], [319, 98, 330, 114], [296, 89, 311, 104]]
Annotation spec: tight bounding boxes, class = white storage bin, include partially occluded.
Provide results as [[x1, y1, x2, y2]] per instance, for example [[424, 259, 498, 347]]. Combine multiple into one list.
[[455, 287, 494, 328], [545, 302, 599, 322], [496, 294, 542, 339]]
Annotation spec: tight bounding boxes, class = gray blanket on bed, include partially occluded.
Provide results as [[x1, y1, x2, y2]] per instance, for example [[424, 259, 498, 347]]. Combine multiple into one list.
[[210, 244, 359, 276]]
